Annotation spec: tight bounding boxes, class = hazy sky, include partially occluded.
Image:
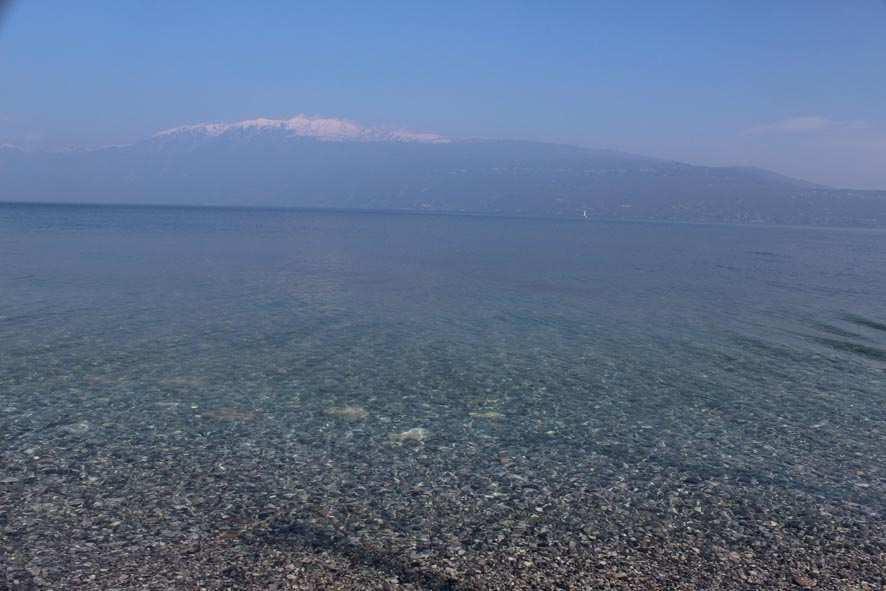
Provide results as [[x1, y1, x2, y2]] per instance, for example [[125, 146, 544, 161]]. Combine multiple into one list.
[[2, 1, 885, 189]]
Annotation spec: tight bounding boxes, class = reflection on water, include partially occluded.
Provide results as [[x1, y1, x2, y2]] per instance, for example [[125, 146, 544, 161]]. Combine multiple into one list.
[[1, 203, 884, 588]]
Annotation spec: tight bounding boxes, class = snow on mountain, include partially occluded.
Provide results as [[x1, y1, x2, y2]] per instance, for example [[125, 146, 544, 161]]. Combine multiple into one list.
[[153, 114, 450, 144]]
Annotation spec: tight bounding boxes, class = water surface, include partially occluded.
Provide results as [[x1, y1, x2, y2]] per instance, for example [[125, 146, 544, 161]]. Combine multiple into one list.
[[1, 203, 884, 588]]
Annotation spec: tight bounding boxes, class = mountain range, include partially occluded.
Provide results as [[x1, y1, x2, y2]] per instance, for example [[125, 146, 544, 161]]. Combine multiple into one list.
[[3, 114, 886, 227]]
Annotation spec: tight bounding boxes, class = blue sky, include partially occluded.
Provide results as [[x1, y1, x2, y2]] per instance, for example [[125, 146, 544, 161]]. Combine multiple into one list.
[[2, 1, 885, 188]]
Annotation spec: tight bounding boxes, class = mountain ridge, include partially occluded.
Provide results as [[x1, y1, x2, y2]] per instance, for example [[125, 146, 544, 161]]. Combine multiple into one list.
[[2, 115, 885, 228]]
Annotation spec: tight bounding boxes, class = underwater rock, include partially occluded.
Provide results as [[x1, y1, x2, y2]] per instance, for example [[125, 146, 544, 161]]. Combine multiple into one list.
[[793, 574, 817, 589], [469, 410, 503, 420], [324, 405, 369, 420], [59, 421, 91, 435], [389, 427, 429, 444], [203, 407, 260, 422]]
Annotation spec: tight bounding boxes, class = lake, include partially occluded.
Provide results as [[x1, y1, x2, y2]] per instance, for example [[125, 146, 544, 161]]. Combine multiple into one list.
[[1, 202, 884, 589]]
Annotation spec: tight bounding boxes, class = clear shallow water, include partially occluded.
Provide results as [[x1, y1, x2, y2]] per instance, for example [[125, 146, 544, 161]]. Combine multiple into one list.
[[1, 203, 885, 588]]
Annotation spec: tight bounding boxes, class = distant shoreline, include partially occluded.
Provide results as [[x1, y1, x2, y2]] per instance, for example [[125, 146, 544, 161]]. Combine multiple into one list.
[[4, 199, 886, 233]]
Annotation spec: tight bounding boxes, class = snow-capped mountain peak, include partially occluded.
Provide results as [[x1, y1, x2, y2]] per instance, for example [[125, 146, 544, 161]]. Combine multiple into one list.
[[153, 114, 450, 144]]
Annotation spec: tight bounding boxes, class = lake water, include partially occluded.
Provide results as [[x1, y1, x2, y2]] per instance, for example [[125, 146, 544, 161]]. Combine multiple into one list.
[[1, 203, 884, 589]]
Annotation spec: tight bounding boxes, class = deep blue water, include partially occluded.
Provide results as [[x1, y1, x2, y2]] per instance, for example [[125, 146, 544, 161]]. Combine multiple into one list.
[[1, 202, 885, 585]]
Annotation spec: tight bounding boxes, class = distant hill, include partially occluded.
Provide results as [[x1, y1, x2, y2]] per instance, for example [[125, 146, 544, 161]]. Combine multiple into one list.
[[3, 115, 886, 227]]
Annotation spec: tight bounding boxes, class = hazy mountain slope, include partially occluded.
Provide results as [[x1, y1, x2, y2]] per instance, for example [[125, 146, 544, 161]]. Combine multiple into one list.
[[2, 116, 886, 227]]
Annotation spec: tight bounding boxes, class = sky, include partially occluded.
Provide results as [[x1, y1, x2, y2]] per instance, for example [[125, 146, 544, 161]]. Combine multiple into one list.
[[1, 0, 885, 189]]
